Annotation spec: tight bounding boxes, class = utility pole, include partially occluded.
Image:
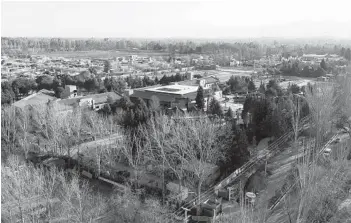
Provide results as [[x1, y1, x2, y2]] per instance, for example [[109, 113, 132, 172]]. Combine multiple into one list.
[[182, 207, 190, 223], [162, 158, 165, 205]]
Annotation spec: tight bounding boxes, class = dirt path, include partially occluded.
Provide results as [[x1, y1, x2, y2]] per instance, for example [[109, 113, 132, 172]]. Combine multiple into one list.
[[67, 133, 122, 157]]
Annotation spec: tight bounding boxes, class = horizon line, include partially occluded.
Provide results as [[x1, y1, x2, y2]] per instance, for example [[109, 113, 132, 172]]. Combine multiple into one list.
[[2, 36, 351, 40]]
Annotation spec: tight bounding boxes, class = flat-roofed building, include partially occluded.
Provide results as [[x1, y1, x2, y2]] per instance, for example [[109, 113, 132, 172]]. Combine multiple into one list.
[[130, 84, 210, 110]]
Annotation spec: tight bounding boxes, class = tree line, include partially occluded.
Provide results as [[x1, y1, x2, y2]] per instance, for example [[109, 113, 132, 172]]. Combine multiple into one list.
[[4, 37, 350, 62]]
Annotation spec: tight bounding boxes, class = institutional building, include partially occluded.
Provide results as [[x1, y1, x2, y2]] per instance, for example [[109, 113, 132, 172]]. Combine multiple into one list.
[[127, 74, 222, 110], [127, 84, 206, 110]]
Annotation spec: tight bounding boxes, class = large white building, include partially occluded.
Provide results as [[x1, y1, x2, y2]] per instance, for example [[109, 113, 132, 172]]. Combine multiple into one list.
[[129, 76, 223, 111], [129, 84, 202, 110]]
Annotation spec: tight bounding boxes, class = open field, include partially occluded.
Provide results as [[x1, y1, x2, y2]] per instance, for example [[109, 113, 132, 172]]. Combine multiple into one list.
[[219, 67, 260, 73], [279, 78, 315, 89], [210, 69, 254, 83], [32, 50, 171, 59]]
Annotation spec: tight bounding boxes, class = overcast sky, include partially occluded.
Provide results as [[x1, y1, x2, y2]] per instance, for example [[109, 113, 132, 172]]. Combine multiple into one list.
[[2, 0, 351, 38]]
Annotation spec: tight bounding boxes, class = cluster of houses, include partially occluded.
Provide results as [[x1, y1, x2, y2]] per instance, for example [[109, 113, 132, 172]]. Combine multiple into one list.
[[2, 52, 222, 85], [12, 70, 225, 116], [13, 84, 122, 114], [227, 53, 346, 69], [300, 54, 344, 63], [1, 55, 99, 82]]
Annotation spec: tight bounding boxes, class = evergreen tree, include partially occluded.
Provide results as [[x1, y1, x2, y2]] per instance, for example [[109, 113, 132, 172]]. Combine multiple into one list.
[[195, 86, 205, 111], [154, 76, 159, 84], [133, 98, 150, 126], [237, 130, 249, 152], [289, 84, 301, 94], [208, 98, 223, 117], [1, 81, 15, 104], [248, 80, 256, 92], [55, 86, 64, 98], [313, 67, 326, 77], [265, 87, 277, 97], [345, 48, 351, 61], [84, 78, 98, 92], [52, 77, 61, 91], [174, 73, 182, 82], [225, 107, 234, 120], [104, 60, 112, 73], [340, 47, 346, 57], [159, 75, 169, 85], [228, 130, 250, 169], [258, 82, 266, 94], [101, 104, 112, 115], [119, 96, 134, 110], [320, 59, 327, 70]]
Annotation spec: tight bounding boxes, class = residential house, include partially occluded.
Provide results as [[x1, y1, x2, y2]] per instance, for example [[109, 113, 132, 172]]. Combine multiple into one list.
[[57, 92, 122, 111], [230, 58, 241, 67], [129, 55, 138, 61], [13, 89, 57, 110], [317, 76, 330, 82], [65, 85, 78, 98], [301, 54, 327, 63], [174, 58, 182, 65]]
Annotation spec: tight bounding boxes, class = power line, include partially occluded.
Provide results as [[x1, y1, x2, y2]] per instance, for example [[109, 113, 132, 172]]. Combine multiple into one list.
[[267, 133, 339, 214], [172, 115, 312, 218]]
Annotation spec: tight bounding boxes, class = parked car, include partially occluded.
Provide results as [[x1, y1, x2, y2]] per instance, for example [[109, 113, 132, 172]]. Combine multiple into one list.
[[323, 148, 332, 158], [331, 138, 341, 144], [341, 127, 350, 134]]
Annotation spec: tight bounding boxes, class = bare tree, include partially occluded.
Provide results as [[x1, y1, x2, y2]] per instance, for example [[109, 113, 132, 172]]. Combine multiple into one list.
[[1, 106, 19, 157], [287, 94, 308, 155], [335, 75, 351, 136], [143, 114, 224, 212], [120, 127, 150, 187], [295, 141, 351, 223], [142, 114, 188, 203], [2, 155, 46, 222], [305, 82, 337, 154], [57, 173, 109, 222], [179, 118, 222, 212]]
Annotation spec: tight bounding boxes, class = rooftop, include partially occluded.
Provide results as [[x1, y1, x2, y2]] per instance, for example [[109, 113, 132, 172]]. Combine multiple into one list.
[[145, 84, 199, 95], [302, 54, 327, 58], [178, 76, 219, 87], [57, 92, 122, 107], [13, 89, 56, 109]]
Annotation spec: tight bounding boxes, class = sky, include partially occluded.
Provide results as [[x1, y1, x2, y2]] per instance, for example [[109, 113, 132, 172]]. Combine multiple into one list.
[[2, 0, 351, 38]]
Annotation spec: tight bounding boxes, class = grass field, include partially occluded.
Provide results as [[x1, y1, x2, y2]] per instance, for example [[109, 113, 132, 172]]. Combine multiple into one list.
[[207, 69, 254, 83]]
